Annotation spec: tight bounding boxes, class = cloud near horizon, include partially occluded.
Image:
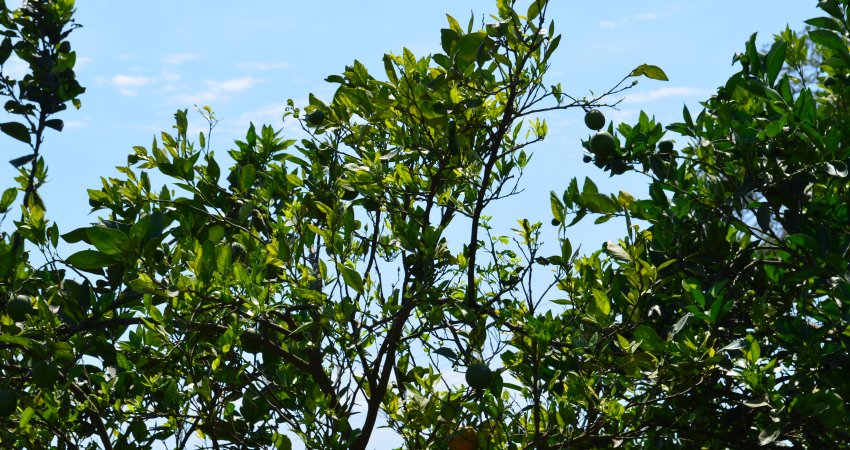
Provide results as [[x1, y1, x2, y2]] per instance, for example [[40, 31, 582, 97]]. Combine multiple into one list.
[[175, 76, 261, 104], [111, 74, 156, 96], [163, 53, 201, 65], [599, 4, 681, 29], [622, 86, 712, 104]]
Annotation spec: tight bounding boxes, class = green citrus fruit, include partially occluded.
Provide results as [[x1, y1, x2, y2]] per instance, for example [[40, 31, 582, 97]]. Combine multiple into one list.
[[582, 154, 593, 163], [0, 389, 16, 418], [306, 110, 325, 126], [448, 426, 477, 450], [31, 361, 60, 388], [153, 247, 166, 262], [230, 242, 247, 262], [657, 140, 674, 154], [241, 328, 262, 354], [6, 295, 32, 322], [584, 109, 606, 130], [590, 132, 617, 158], [465, 363, 493, 390]]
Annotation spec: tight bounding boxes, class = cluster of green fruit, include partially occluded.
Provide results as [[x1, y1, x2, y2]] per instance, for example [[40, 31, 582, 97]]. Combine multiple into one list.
[[581, 109, 673, 175]]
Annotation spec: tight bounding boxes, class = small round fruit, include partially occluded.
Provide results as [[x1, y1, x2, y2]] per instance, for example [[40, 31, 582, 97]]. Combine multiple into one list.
[[551, 218, 561, 226], [31, 361, 60, 388], [306, 110, 325, 127], [0, 389, 16, 418], [153, 247, 166, 263], [6, 295, 33, 322], [449, 426, 477, 450], [582, 154, 593, 163], [657, 140, 674, 154], [241, 329, 263, 354], [230, 242, 247, 262], [465, 363, 493, 390], [584, 109, 606, 131], [590, 132, 617, 158]]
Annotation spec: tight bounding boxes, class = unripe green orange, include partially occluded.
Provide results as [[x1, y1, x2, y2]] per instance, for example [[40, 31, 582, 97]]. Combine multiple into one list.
[[31, 361, 60, 388], [584, 109, 606, 130], [465, 363, 493, 390], [6, 295, 33, 322], [590, 132, 617, 158]]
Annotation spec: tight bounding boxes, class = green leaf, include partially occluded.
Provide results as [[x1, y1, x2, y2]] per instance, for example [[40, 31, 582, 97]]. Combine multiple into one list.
[[634, 325, 666, 353], [527, 0, 544, 21], [0, 334, 33, 349], [446, 14, 463, 34], [756, 204, 771, 230], [87, 226, 127, 256], [454, 31, 487, 64], [9, 154, 35, 168], [765, 40, 787, 86], [804, 16, 842, 32], [669, 313, 692, 339], [591, 288, 610, 318], [66, 249, 114, 271], [604, 241, 631, 262], [0, 122, 31, 144], [45, 119, 64, 132], [338, 265, 364, 294], [382, 54, 398, 84], [273, 433, 293, 450], [0, 37, 12, 64], [549, 191, 564, 223], [629, 64, 669, 81], [579, 192, 619, 214], [61, 227, 91, 244], [129, 274, 164, 296], [433, 347, 458, 361], [809, 29, 850, 65], [0, 187, 17, 212]]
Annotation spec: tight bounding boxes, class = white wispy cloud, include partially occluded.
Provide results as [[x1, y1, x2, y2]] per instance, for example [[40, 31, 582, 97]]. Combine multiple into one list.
[[111, 74, 156, 95], [74, 56, 93, 70], [175, 76, 261, 104], [599, 5, 681, 29], [164, 53, 201, 65], [622, 86, 711, 104], [236, 61, 292, 71], [217, 103, 289, 134]]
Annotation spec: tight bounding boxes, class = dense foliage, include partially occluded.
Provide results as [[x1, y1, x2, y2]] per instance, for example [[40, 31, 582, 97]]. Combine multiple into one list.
[[1, 0, 849, 449]]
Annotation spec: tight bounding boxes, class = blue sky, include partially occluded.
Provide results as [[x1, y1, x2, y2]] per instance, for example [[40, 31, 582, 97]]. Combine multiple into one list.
[[1, 1, 822, 448], [1, 1, 820, 246]]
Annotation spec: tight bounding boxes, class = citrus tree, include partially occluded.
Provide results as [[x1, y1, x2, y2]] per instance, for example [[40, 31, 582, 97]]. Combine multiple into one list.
[[3, 0, 849, 449], [564, 0, 850, 446]]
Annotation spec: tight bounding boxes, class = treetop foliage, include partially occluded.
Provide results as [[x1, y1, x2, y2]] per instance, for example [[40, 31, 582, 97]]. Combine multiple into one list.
[[1, 0, 849, 448]]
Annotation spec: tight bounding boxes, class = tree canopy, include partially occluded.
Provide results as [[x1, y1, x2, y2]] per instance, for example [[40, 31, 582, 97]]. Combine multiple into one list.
[[1, 0, 849, 449]]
